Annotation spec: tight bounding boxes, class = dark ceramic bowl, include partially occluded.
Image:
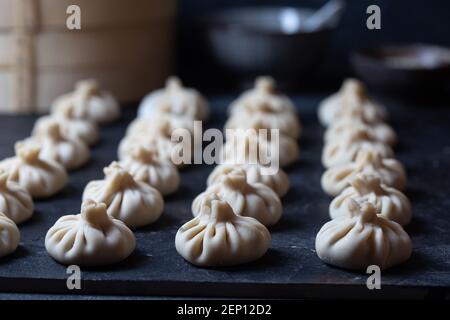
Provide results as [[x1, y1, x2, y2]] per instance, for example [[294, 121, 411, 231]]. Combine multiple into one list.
[[351, 44, 450, 96], [205, 7, 335, 84]]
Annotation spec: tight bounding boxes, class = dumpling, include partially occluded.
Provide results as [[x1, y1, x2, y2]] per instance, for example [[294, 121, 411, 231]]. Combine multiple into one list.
[[176, 194, 271, 267], [322, 128, 394, 168], [0, 212, 20, 258], [126, 113, 194, 137], [118, 119, 192, 167], [321, 150, 406, 196], [25, 122, 90, 170], [119, 145, 180, 196], [0, 169, 33, 224], [52, 79, 120, 124], [82, 162, 164, 229], [45, 200, 135, 266], [193, 168, 282, 227], [33, 105, 99, 146], [330, 174, 412, 226], [228, 76, 296, 115], [222, 127, 299, 168], [207, 163, 289, 197], [138, 77, 209, 121], [318, 78, 387, 127], [316, 201, 412, 271], [324, 116, 397, 146], [0, 143, 68, 198]]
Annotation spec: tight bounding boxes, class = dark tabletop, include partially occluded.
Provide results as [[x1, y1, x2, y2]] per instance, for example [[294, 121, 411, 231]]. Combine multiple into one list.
[[0, 94, 449, 299]]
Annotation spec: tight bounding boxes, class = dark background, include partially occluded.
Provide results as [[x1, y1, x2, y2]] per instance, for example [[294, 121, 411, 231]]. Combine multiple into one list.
[[175, 0, 450, 92]]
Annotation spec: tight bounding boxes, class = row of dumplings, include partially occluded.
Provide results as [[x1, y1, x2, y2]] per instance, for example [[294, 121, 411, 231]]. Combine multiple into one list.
[[46, 77, 212, 266], [175, 77, 301, 267], [315, 79, 413, 271], [0, 80, 121, 259]]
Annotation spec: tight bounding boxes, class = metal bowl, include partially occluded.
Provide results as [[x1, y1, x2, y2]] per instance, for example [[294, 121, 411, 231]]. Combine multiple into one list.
[[351, 44, 450, 97], [205, 7, 335, 84]]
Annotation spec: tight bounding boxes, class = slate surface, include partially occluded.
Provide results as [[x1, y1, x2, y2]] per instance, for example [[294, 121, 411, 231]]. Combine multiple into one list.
[[0, 95, 449, 299]]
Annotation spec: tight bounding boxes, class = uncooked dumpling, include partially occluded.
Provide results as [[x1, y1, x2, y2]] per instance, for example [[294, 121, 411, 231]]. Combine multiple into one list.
[[321, 150, 406, 196], [325, 116, 397, 146], [138, 77, 209, 121], [0, 169, 33, 224], [225, 77, 301, 139], [0, 212, 20, 258], [119, 145, 180, 196], [318, 78, 387, 127], [228, 76, 296, 115], [0, 143, 68, 198], [118, 119, 192, 167], [316, 201, 412, 271], [52, 79, 120, 124], [176, 194, 271, 267], [193, 168, 282, 227], [45, 200, 135, 266], [33, 106, 99, 146], [82, 162, 164, 229], [222, 128, 299, 168], [207, 163, 289, 197], [26, 122, 90, 170], [126, 113, 194, 138], [330, 174, 412, 226], [322, 128, 394, 168]]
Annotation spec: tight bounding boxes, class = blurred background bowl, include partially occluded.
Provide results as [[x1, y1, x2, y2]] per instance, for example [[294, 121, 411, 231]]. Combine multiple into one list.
[[351, 44, 450, 98], [205, 6, 336, 88]]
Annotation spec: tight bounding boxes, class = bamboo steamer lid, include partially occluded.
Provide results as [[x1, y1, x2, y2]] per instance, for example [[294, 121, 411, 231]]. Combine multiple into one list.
[[0, 0, 176, 114]]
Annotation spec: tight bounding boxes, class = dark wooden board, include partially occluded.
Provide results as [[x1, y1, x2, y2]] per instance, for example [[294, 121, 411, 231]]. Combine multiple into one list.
[[0, 95, 449, 299]]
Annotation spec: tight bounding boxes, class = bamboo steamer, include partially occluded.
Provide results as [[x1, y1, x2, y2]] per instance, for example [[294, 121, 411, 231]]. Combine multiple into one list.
[[0, 0, 176, 114]]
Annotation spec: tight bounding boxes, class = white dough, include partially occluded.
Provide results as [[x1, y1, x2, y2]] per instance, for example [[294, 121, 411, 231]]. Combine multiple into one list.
[[26, 122, 90, 170], [45, 200, 135, 266], [82, 162, 164, 229], [0, 212, 20, 258], [330, 174, 412, 226], [207, 163, 289, 197], [321, 150, 406, 196], [176, 194, 271, 267], [52, 79, 120, 124], [0, 143, 68, 198], [138, 77, 209, 121], [119, 145, 180, 196], [316, 201, 412, 271], [193, 168, 282, 227], [0, 169, 33, 224], [318, 78, 387, 127], [322, 128, 394, 168]]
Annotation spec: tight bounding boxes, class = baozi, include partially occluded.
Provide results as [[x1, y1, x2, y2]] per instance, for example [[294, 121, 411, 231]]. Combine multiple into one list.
[[82, 162, 164, 229], [325, 117, 397, 146], [45, 200, 135, 266], [0, 169, 33, 224], [318, 78, 387, 127], [138, 77, 209, 121], [0, 212, 20, 258], [0, 143, 68, 198], [322, 128, 394, 168], [193, 168, 282, 227], [176, 194, 271, 267], [52, 79, 120, 124], [33, 104, 99, 146], [222, 128, 299, 168], [26, 122, 90, 170], [228, 76, 296, 115], [207, 163, 289, 197], [330, 174, 412, 226], [316, 201, 412, 271], [321, 150, 406, 196], [119, 145, 180, 196]]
